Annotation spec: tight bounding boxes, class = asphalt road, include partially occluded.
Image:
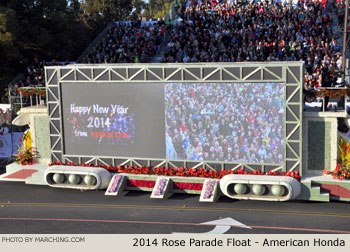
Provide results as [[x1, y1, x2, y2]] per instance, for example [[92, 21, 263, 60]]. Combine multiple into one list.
[[0, 181, 349, 234]]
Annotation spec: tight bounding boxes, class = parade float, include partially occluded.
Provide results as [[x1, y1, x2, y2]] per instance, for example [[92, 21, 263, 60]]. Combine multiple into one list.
[[2, 62, 350, 202]]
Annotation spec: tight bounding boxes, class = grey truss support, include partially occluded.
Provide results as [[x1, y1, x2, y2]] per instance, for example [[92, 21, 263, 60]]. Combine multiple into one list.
[[45, 62, 304, 175]]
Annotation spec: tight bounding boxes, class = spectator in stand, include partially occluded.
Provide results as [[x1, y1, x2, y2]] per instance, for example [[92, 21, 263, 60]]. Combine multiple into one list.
[[4, 108, 12, 125], [81, 20, 166, 64], [24, 58, 62, 88], [336, 0, 345, 26], [78, 0, 343, 88], [10, 83, 20, 97], [26, 57, 45, 87], [9, 58, 66, 106], [0, 109, 5, 127], [162, 0, 341, 87]]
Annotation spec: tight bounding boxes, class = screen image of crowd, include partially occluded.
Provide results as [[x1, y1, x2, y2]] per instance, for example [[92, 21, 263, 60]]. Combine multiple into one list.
[[165, 82, 285, 164]]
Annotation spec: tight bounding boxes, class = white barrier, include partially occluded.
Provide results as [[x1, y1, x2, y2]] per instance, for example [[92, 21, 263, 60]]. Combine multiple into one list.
[[44, 165, 111, 190], [219, 175, 301, 201]]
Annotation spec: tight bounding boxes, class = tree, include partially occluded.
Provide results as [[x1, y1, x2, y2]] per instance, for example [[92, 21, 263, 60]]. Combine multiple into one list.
[[0, 0, 89, 102], [144, 0, 174, 20], [81, 0, 146, 30], [0, 4, 22, 101], [0, 0, 149, 102]]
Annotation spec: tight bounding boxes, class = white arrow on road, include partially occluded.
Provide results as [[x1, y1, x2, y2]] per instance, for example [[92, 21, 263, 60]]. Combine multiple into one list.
[[172, 217, 251, 234]]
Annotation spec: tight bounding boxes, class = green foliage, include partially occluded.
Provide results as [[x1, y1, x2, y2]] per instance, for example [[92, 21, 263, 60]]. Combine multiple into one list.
[[144, 0, 174, 19], [0, 4, 21, 101], [0, 0, 148, 103], [81, 0, 146, 30], [0, 0, 87, 101]]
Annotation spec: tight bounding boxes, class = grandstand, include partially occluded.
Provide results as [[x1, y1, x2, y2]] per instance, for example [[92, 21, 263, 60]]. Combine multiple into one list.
[[77, 0, 344, 76], [7, 0, 349, 113]]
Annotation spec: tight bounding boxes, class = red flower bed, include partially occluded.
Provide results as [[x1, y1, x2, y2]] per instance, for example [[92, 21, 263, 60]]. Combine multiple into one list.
[[323, 163, 350, 181], [125, 180, 202, 190], [48, 161, 302, 181], [323, 142, 350, 181], [173, 182, 203, 191], [17, 88, 46, 97], [315, 88, 350, 98], [127, 179, 155, 188]]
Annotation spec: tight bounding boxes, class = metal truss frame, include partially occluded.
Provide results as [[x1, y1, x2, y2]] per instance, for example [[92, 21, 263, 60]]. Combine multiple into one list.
[[45, 62, 304, 174]]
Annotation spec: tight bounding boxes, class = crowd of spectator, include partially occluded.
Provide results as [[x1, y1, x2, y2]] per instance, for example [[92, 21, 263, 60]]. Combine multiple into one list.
[[7, 58, 67, 118], [25, 58, 70, 87], [10, 58, 69, 97], [81, 20, 167, 64], [24, 57, 47, 87], [76, 0, 345, 90], [162, 0, 343, 88], [165, 82, 285, 163], [335, 0, 345, 26]]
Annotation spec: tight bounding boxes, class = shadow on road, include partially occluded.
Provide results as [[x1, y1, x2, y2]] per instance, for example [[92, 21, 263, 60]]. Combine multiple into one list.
[[0, 157, 16, 175]]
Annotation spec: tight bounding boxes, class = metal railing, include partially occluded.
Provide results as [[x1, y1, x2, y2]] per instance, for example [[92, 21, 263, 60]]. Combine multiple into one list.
[[8, 87, 46, 114], [304, 87, 349, 112]]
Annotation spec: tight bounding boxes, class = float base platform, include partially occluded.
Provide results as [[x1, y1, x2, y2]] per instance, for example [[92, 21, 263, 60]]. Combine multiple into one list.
[[298, 175, 350, 202], [1, 163, 350, 202], [0, 163, 47, 185]]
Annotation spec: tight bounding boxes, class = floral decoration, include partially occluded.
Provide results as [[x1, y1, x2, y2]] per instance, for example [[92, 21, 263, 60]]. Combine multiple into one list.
[[315, 88, 349, 98], [323, 138, 350, 181], [17, 87, 46, 97], [16, 134, 36, 166], [124, 179, 203, 191], [323, 164, 350, 181], [127, 179, 156, 188], [48, 161, 302, 181], [16, 147, 36, 166], [154, 178, 168, 196], [173, 182, 203, 191], [203, 180, 217, 199], [107, 175, 123, 193]]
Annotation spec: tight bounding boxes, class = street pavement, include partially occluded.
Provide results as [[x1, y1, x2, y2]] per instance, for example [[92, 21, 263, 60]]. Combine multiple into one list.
[[0, 181, 349, 234]]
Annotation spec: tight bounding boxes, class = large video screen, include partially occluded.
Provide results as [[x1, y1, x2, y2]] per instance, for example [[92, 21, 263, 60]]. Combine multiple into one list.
[[61, 82, 285, 164], [165, 83, 285, 164], [61, 83, 166, 158]]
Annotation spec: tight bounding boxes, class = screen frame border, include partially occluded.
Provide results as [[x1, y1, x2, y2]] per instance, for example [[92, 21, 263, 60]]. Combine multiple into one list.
[[45, 62, 304, 175]]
